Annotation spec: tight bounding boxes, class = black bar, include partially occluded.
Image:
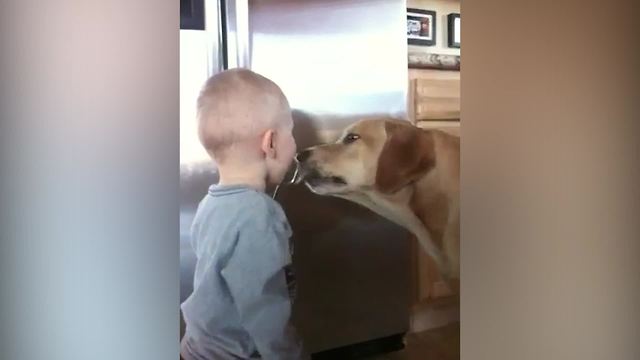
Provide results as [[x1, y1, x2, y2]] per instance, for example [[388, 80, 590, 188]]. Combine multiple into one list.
[[311, 333, 405, 360]]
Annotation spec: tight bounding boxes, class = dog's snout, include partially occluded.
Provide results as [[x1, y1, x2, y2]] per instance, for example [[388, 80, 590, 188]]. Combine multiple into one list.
[[296, 149, 312, 163]]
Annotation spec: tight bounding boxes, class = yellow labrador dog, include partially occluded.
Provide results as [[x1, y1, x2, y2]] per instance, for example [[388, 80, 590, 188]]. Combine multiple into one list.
[[294, 118, 460, 280]]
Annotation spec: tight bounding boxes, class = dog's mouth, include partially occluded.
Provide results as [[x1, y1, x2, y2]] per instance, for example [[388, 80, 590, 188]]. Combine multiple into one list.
[[291, 163, 347, 189]]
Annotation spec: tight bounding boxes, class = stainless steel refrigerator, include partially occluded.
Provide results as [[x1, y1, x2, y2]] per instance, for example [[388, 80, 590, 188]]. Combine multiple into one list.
[[180, 0, 411, 357]]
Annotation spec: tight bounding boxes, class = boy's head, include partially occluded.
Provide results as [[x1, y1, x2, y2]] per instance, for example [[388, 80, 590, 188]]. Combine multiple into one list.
[[197, 68, 296, 185]]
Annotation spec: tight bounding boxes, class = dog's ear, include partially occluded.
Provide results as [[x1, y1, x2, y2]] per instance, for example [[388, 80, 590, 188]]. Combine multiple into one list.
[[375, 121, 436, 194]]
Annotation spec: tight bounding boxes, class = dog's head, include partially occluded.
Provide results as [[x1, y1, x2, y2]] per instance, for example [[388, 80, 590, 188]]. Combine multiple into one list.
[[294, 118, 436, 195]]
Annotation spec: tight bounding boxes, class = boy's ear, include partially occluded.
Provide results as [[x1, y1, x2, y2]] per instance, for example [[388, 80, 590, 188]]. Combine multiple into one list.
[[261, 129, 276, 158]]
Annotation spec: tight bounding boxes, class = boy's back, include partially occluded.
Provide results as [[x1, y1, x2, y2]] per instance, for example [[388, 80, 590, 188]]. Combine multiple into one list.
[[180, 184, 303, 360], [181, 68, 304, 359]]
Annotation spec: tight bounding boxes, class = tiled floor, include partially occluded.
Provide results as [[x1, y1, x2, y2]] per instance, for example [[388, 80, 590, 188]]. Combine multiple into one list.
[[364, 322, 460, 360]]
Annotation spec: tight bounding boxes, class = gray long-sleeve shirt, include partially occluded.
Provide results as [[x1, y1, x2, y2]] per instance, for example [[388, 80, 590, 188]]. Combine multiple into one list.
[[180, 184, 305, 360]]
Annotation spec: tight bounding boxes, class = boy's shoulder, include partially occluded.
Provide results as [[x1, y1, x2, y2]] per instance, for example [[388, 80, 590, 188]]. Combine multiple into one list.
[[203, 185, 288, 226], [241, 191, 288, 229]]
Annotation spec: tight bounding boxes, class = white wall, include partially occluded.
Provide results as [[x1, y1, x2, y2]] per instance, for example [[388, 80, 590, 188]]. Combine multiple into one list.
[[407, 0, 460, 56]]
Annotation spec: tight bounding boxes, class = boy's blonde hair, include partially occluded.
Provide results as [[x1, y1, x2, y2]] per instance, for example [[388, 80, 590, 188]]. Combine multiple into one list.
[[197, 68, 290, 162]]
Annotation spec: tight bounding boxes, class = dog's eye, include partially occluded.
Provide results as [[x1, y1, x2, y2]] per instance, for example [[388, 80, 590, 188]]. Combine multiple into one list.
[[343, 133, 360, 144]]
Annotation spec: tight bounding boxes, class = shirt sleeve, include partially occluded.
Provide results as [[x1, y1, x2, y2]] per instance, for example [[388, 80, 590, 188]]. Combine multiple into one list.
[[220, 210, 307, 360]]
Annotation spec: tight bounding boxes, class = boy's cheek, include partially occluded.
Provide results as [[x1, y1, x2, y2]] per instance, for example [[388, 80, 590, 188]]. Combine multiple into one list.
[[287, 137, 297, 160]]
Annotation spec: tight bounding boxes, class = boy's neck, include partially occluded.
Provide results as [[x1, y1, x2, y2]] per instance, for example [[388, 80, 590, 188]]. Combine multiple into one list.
[[217, 162, 267, 192]]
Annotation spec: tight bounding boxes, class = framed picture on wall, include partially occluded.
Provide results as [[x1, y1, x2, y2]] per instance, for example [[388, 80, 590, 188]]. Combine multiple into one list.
[[447, 13, 460, 48], [407, 8, 436, 46], [180, 0, 205, 30]]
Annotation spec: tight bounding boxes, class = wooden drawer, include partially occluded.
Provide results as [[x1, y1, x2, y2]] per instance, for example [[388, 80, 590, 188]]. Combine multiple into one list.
[[411, 78, 460, 121], [408, 69, 460, 122], [416, 120, 460, 137]]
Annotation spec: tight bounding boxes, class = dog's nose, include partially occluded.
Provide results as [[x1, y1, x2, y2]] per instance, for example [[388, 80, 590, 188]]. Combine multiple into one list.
[[296, 149, 312, 163]]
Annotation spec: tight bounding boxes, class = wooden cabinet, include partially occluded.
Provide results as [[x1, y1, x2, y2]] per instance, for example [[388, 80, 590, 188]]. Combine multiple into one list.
[[408, 68, 460, 304], [408, 68, 460, 136], [406, 69, 461, 332]]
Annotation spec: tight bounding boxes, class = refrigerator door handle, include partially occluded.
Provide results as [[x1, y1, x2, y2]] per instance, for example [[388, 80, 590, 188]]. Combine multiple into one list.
[[223, 0, 251, 69], [204, 0, 225, 75]]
